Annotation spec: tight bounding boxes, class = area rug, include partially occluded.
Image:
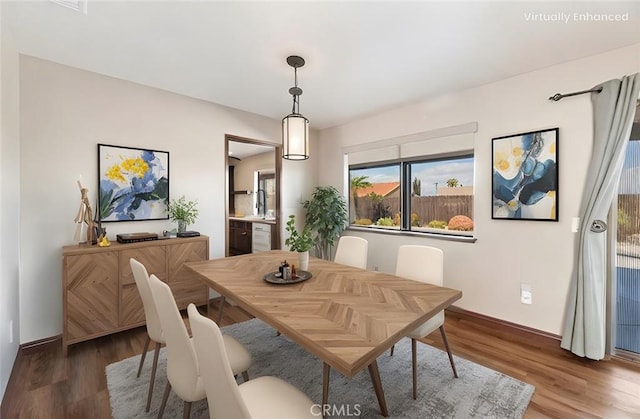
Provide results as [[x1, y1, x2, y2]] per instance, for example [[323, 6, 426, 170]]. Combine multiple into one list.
[[106, 318, 534, 418]]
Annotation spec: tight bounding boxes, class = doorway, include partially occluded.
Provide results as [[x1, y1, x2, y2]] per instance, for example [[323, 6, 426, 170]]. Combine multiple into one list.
[[610, 104, 640, 360], [225, 134, 281, 256]]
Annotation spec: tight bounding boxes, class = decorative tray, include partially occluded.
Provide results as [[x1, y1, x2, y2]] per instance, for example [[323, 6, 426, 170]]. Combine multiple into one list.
[[263, 270, 312, 285]]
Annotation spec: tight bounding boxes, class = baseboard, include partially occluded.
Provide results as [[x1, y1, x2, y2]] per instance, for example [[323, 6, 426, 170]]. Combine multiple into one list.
[[446, 305, 561, 344], [19, 334, 62, 355]]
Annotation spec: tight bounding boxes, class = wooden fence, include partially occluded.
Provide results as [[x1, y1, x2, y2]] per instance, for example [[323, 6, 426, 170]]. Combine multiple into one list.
[[355, 195, 473, 225], [618, 194, 640, 241]]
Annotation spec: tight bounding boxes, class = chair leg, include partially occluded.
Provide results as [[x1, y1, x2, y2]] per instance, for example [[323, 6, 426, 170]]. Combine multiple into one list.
[[145, 341, 162, 412], [242, 371, 250, 382], [439, 325, 458, 378], [157, 381, 172, 419], [216, 296, 226, 325], [183, 401, 192, 419], [137, 336, 151, 378], [390, 344, 395, 357], [412, 338, 417, 400]]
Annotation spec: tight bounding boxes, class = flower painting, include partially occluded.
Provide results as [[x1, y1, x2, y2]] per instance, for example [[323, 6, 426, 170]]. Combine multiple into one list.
[[492, 128, 558, 221], [98, 144, 169, 221]]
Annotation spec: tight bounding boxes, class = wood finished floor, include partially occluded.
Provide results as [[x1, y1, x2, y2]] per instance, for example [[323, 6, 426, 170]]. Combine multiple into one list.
[[2, 300, 640, 419]]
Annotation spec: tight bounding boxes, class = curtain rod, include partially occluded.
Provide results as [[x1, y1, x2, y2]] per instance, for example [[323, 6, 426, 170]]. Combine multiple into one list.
[[548, 87, 603, 102]]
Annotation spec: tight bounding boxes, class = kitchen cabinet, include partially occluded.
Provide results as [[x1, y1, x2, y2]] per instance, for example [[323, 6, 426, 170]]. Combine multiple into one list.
[[229, 220, 252, 255]]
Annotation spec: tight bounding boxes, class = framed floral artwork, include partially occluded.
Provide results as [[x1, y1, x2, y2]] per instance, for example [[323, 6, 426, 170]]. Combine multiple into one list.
[[98, 144, 169, 222], [492, 128, 558, 221]]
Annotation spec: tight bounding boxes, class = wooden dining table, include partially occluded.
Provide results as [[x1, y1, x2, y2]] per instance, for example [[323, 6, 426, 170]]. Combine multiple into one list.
[[185, 250, 462, 417]]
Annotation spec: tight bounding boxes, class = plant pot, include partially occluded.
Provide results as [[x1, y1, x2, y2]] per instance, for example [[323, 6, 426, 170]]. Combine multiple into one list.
[[178, 220, 187, 233], [297, 251, 309, 271]]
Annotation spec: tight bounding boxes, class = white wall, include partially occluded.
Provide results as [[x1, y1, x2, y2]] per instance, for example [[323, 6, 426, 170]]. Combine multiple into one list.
[[0, 2, 22, 400], [18, 56, 315, 343], [318, 43, 640, 335], [233, 151, 274, 192]]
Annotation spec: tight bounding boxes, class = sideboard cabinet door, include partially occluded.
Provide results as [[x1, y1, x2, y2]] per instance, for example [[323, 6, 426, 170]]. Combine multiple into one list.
[[168, 240, 209, 308], [119, 245, 168, 327], [64, 251, 118, 342]]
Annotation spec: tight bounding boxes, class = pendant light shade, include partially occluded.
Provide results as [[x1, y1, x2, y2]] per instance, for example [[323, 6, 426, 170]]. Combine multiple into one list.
[[282, 113, 309, 160], [282, 55, 310, 160]]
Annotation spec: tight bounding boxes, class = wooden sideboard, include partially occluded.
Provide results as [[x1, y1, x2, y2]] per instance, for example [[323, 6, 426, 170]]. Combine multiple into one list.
[[62, 235, 209, 355]]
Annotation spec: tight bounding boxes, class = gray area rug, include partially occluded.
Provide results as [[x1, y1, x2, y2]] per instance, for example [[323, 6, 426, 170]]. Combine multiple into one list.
[[106, 318, 535, 418]]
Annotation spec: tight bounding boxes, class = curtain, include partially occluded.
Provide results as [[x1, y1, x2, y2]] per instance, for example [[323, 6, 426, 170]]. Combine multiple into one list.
[[561, 73, 640, 360]]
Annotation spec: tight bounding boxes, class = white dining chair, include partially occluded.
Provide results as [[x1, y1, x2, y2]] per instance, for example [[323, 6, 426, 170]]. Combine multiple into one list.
[[333, 236, 368, 269], [147, 274, 252, 419], [130, 258, 166, 412], [187, 304, 316, 419], [391, 245, 458, 399]]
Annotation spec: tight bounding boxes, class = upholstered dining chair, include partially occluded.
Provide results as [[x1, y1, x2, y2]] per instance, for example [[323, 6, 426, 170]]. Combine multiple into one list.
[[333, 236, 369, 269], [391, 245, 458, 399], [147, 274, 252, 419], [187, 304, 316, 419], [130, 258, 165, 412]]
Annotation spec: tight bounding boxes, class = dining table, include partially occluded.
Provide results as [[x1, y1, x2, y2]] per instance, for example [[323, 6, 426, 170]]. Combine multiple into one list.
[[185, 250, 462, 417]]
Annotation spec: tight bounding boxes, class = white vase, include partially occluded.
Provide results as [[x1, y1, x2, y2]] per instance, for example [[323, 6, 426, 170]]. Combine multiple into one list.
[[297, 251, 309, 271]]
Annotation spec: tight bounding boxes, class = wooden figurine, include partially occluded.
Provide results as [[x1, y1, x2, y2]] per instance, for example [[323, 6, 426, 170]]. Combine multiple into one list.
[[74, 181, 97, 245]]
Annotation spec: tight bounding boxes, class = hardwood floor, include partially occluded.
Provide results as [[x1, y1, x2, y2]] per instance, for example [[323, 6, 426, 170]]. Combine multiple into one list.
[[2, 300, 640, 418]]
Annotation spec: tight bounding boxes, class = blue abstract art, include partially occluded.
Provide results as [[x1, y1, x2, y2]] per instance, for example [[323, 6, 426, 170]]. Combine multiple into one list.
[[98, 144, 169, 222], [492, 128, 558, 221]]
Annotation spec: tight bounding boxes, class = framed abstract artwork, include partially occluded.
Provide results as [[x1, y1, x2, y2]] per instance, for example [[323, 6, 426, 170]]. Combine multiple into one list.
[[492, 128, 558, 221], [98, 144, 169, 222]]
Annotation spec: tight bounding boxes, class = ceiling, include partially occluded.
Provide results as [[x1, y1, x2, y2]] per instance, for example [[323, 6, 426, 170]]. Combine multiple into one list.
[[4, 1, 640, 129], [228, 140, 274, 160]]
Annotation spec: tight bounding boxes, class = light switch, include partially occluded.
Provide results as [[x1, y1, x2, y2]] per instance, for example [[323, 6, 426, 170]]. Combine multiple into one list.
[[571, 217, 580, 233], [521, 283, 532, 305]]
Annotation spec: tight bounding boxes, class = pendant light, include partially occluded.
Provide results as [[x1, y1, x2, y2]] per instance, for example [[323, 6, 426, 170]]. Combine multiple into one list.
[[282, 55, 310, 160]]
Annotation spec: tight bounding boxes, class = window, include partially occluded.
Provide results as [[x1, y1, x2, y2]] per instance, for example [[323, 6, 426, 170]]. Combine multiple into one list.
[[344, 124, 477, 238], [408, 156, 474, 234], [348, 155, 474, 236], [349, 164, 401, 229]]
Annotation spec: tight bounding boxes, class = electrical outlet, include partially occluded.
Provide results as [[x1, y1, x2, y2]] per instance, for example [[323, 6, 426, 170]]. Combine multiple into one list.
[[9, 320, 13, 344], [521, 284, 532, 305], [373, 266, 379, 272]]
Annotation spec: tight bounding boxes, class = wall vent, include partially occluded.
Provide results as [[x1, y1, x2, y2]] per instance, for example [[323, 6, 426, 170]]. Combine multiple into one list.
[[50, 0, 87, 14]]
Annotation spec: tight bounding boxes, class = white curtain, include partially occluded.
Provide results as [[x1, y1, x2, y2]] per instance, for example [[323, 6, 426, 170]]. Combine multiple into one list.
[[561, 73, 640, 360]]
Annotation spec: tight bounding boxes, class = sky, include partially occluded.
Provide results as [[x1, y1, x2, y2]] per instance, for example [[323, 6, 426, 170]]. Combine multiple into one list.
[[350, 157, 474, 196]]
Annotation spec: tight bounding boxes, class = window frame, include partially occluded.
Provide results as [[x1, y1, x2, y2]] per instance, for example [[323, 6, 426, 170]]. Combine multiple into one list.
[[347, 152, 476, 242]]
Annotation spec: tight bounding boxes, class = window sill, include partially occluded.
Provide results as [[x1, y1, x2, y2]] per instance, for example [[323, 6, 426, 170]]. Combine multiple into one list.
[[347, 225, 477, 243]]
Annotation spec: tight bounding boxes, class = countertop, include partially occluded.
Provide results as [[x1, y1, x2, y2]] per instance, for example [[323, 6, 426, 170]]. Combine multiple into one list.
[[229, 216, 277, 225]]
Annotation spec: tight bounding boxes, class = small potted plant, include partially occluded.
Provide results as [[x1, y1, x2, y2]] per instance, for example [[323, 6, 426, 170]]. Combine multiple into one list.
[[285, 214, 313, 270], [168, 196, 199, 233]]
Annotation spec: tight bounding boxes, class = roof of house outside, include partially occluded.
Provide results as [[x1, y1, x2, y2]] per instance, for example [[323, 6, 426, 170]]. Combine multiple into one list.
[[355, 182, 400, 198]]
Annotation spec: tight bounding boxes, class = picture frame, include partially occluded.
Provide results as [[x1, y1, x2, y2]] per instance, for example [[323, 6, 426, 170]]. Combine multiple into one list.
[[98, 144, 169, 222], [492, 128, 558, 221]]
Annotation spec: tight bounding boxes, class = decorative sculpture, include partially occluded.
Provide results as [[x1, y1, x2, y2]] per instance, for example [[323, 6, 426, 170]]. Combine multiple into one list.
[[74, 181, 97, 245]]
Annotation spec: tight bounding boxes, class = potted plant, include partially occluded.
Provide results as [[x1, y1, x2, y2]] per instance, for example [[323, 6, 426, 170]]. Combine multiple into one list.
[[168, 196, 199, 233], [285, 214, 313, 270], [303, 186, 348, 260]]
